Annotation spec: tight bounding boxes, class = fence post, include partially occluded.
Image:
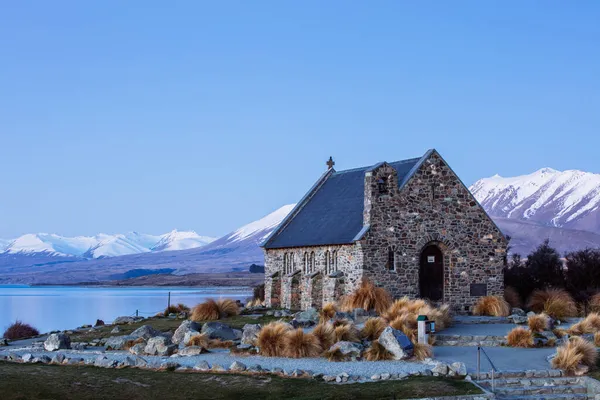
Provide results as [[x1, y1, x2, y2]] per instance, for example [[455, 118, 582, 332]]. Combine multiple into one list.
[[477, 346, 481, 380], [168, 292, 171, 311]]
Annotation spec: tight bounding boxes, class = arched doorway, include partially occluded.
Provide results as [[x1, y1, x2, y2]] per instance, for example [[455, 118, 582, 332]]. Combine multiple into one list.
[[419, 244, 444, 301], [290, 274, 301, 310], [270, 273, 281, 308], [310, 273, 323, 309]]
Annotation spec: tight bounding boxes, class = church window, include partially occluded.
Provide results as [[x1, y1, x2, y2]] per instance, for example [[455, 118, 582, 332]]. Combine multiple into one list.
[[283, 253, 288, 273], [386, 247, 396, 271], [332, 250, 338, 272], [377, 177, 388, 194], [303, 252, 309, 274], [325, 250, 330, 274], [290, 253, 295, 273], [310, 252, 315, 274]]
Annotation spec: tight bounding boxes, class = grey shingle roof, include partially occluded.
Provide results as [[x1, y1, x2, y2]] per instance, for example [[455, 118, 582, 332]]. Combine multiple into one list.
[[263, 152, 429, 249]]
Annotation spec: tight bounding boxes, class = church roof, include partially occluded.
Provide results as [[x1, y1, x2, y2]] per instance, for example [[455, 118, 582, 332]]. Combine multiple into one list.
[[262, 150, 433, 249]]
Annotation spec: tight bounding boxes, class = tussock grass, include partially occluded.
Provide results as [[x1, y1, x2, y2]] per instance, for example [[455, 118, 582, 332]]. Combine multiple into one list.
[[527, 289, 577, 319], [256, 322, 291, 357], [319, 302, 337, 323], [190, 299, 240, 322], [312, 323, 335, 351], [382, 297, 451, 332], [504, 286, 522, 308], [340, 279, 392, 315], [528, 313, 550, 333], [389, 317, 417, 342], [281, 329, 322, 358], [568, 312, 600, 335], [361, 317, 387, 341], [187, 333, 209, 348], [333, 324, 361, 343], [364, 340, 394, 361], [472, 296, 510, 317], [163, 303, 190, 317], [552, 336, 598, 374], [246, 298, 263, 307], [413, 343, 433, 361], [2, 321, 40, 340], [123, 337, 145, 350], [207, 339, 234, 349], [323, 347, 349, 362], [506, 327, 534, 348]]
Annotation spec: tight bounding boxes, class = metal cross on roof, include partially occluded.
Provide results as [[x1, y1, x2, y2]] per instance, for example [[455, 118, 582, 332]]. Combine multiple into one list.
[[326, 156, 335, 169]]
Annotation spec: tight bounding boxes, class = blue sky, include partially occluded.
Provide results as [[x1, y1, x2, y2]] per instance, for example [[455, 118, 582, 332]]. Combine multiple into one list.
[[1, 1, 599, 239]]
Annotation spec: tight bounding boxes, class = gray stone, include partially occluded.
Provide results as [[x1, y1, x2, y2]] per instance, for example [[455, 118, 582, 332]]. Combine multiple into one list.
[[450, 362, 467, 376], [272, 367, 284, 375], [113, 316, 136, 325], [119, 357, 136, 368], [431, 362, 449, 375], [33, 355, 51, 364], [104, 335, 136, 350], [178, 346, 205, 356], [327, 341, 363, 361], [323, 375, 336, 382], [229, 361, 247, 371], [381, 373, 391, 380], [159, 361, 180, 370], [145, 336, 175, 356], [182, 331, 203, 347], [211, 364, 227, 372], [508, 314, 528, 324], [71, 342, 87, 351], [50, 353, 65, 364], [371, 374, 381, 380], [172, 320, 201, 345], [95, 356, 118, 368], [129, 343, 146, 355], [130, 325, 162, 340], [378, 327, 414, 360], [247, 364, 263, 373], [526, 311, 536, 318], [194, 360, 211, 371], [21, 353, 34, 363], [44, 333, 71, 351], [135, 356, 148, 368], [241, 324, 261, 345], [66, 357, 84, 365], [511, 308, 526, 316], [201, 322, 237, 340], [233, 329, 243, 340], [111, 326, 121, 334], [294, 307, 319, 326]]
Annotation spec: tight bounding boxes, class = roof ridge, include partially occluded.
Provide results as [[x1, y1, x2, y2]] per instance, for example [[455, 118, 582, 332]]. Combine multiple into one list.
[[335, 156, 423, 175]]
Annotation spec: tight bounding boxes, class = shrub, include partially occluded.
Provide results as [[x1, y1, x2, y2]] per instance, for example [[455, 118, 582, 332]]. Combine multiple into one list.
[[473, 296, 510, 317], [319, 302, 337, 323], [564, 249, 600, 308], [361, 317, 387, 341], [389, 317, 416, 342], [333, 324, 360, 343], [190, 298, 240, 322], [281, 329, 322, 358], [382, 298, 451, 332], [552, 337, 598, 374], [506, 327, 534, 348], [187, 333, 209, 348], [312, 323, 335, 351], [364, 340, 393, 361], [207, 339, 234, 349], [528, 313, 550, 333], [340, 279, 392, 315], [528, 289, 577, 319], [504, 286, 522, 309], [256, 322, 291, 357], [526, 239, 565, 289], [323, 347, 348, 362], [568, 312, 600, 335], [3, 321, 40, 340], [413, 342, 433, 361], [163, 303, 189, 316]]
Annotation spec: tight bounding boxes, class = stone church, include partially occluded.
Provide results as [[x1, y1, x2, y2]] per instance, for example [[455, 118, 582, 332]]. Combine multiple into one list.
[[261, 149, 507, 313]]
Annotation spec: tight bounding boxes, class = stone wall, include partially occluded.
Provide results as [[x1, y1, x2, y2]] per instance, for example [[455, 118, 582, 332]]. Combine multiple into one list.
[[360, 151, 507, 313], [263, 244, 364, 309]]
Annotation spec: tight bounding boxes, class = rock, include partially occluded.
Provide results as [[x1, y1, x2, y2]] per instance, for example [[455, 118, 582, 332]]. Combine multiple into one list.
[[450, 362, 467, 376], [66, 357, 84, 365], [294, 308, 319, 327], [539, 331, 558, 341], [50, 353, 65, 364], [21, 353, 34, 363], [229, 361, 247, 371], [334, 311, 354, 321], [71, 342, 87, 351], [178, 346, 205, 356], [194, 361, 211, 371], [508, 314, 528, 324], [111, 326, 121, 334], [113, 316, 136, 325], [380, 373, 391, 380], [95, 356, 118, 368], [211, 364, 227, 372], [183, 331, 202, 347], [233, 329, 243, 340], [582, 333, 595, 342], [104, 335, 136, 350], [94, 319, 105, 327], [526, 311, 536, 318], [266, 310, 274, 316], [272, 367, 284, 375], [159, 361, 180, 371], [33, 355, 52, 364], [135, 356, 148, 368], [145, 336, 176, 356], [119, 357, 136, 368], [431, 362, 449, 375], [323, 375, 336, 382], [44, 333, 71, 351], [130, 325, 162, 340], [371, 374, 381, 380], [327, 341, 363, 361], [247, 364, 263, 373], [201, 322, 237, 340], [241, 324, 261, 345], [172, 320, 201, 345], [511, 308, 526, 316], [378, 327, 414, 360], [129, 343, 146, 355]]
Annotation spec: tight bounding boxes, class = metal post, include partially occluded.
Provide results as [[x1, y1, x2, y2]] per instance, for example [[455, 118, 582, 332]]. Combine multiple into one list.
[[477, 346, 481, 380], [136, 309, 139, 317], [168, 292, 171, 310], [491, 368, 495, 393]]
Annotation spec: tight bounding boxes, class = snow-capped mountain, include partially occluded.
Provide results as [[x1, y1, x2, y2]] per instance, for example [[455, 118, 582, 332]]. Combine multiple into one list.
[[0, 230, 216, 259], [471, 168, 600, 234]]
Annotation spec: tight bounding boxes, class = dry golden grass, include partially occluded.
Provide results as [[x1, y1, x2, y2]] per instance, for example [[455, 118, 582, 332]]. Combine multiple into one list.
[[187, 333, 209, 348], [382, 297, 412, 320], [389, 316, 417, 342], [246, 298, 263, 307], [361, 317, 387, 341], [256, 322, 291, 357], [281, 329, 322, 358], [323, 347, 348, 362], [552, 336, 598, 373], [319, 302, 337, 323], [595, 332, 600, 347], [504, 286, 522, 308], [208, 339, 235, 349], [413, 342, 433, 361], [332, 318, 351, 328], [568, 312, 600, 335], [554, 328, 568, 338], [382, 298, 451, 332], [506, 327, 534, 348], [333, 324, 361, 343], [312, 323, 335, 351], [364, 340, 394, 361], [190, 298, 240, 322], [163, 303, 190, 317], [340, 279, 392, 315], [527, 289, 577, 319], [123, 337, 145, 350], [528, 313, 550, 333], [473, 296, 510, 317], [590, 293, 600, 313]]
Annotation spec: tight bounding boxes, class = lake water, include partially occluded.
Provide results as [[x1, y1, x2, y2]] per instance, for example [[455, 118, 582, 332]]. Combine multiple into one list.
[[0, 285, 252, 334]]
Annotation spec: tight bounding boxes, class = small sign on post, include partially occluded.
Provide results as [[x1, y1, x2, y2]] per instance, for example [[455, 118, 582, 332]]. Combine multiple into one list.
[[417, 315, 435, 344]]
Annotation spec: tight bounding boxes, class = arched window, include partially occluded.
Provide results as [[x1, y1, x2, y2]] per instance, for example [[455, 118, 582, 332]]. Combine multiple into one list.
[[332, 250, 338, 272], [377, 177, 388, 194], [325, 250, 330, 274], [386, 247, 396, 271], [283, 252, 288, 274], [290, 253, 295, 273], [310, 252, 315, 274], [303, 252, 309, 274]]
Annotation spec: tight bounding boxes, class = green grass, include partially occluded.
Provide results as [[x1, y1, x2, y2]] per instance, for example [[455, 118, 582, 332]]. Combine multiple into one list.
[[0, 361, 482, 400]]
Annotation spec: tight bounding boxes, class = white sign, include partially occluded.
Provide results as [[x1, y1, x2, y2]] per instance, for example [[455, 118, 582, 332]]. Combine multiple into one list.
[[427, 256, 435, 263]]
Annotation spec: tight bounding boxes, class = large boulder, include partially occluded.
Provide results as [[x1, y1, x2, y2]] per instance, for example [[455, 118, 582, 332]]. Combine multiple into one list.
[[130, 325, 162, 340], [44, 333, 71, 351], [144, 336, 176, 356], [378, 327, 414, 360], [129, 343, 146, 355], [241, 324, 261, 345], [201, 322, 237, 341], [327, 341, 363, 361], [173, 320, 201, 345], [104, 335, 136, 350], [113, 316, 136, 325]]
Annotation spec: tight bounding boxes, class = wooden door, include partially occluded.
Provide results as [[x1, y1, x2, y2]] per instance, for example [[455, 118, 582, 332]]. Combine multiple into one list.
[[419, 245, 444, 301]]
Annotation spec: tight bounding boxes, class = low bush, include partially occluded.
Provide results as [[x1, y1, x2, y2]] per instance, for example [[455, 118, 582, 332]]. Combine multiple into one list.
[[382, 297, 451, 332], [190, 298, 240, 322], [527, 289, 577, 319], [472, 296, 510, 317], [340, 279, 392, 315], [364, 340, 393, 361], [552, 337, 598, 374], [333, 324, 360, 343], [187, 333, 209, 348], [163, 303, 190, 316], [319, 302, 337, 323], [568, 312, 600, 335], [3, 321, 40, 340], [504, 286, 522, 308], [506, 327, 534, 348], [412, 342, 433, 361], [361, 317, 387, 341], [256, 322, 291, 357], [281, 329, 322, 358], [528, 313, 550, 333], [312, 323, 335, 351]]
